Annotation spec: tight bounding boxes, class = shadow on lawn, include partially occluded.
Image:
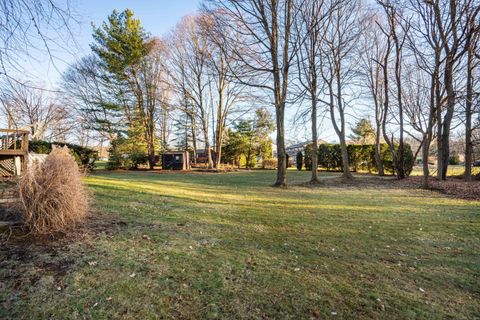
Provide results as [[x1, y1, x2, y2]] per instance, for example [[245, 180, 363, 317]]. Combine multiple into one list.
[[0, 211, 161, 303]]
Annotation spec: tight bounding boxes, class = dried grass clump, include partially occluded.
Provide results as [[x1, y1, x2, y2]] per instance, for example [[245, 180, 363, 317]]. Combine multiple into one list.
[[16, 146, 89, 234]]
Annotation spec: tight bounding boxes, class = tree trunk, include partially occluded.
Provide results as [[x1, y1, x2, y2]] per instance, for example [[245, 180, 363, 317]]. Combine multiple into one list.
[[374, 129, 384, 176], [465, 39, 474, 181], [215, 98, 224, 169], [439, 56, 456, 180], [202, 119, 214, 169], [147, 130, 155, 170], [339, 136, 352, 179], [274, 103, 287, 187], [191, 119, 198, 165], [394, 37, 405, 179], [421, 134, 430, 188], [310, 98, 319, 183]]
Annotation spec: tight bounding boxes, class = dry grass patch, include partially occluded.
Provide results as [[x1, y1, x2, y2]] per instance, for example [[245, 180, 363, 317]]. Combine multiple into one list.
[[15, 146, 89, 235]]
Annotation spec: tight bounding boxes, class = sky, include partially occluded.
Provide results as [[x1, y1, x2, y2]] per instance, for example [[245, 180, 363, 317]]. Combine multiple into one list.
[[14, 0, 346, 144], [30, 0, 201, 88]]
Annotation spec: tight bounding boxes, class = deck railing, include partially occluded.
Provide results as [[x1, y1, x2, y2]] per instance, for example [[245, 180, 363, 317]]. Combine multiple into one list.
[[0, 129, 29, 153]]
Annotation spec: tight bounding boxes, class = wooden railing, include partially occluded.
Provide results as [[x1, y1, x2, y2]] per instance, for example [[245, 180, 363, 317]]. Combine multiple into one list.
[[0, 129, 29, 153]]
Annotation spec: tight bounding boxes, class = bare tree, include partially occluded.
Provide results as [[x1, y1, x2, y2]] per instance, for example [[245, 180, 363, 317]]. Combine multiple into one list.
[[199, 13, 249, 168], [360, 14, 387, 176], [166, 16, 216, 169], [0, 0, 78, 87], [464, 7, 479, 180], [376, 0, 411, 179], [62, 54, 122, 141], [205, 0, 302, 186], [295, 0, 335, 183], [404, 0, 445, 187], [0, 82, 70, 141], [319, 0, 363, 180], [427, 0, 480, 180]]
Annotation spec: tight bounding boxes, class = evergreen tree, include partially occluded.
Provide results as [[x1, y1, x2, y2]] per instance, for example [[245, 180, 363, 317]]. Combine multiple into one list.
[[296, 152, 303, 171], [350, 119, 375, 144], [91, 9, 160, 169]]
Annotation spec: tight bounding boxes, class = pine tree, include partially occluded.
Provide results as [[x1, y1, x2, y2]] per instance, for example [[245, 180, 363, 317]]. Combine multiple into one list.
[[350, 119, 375, 144]]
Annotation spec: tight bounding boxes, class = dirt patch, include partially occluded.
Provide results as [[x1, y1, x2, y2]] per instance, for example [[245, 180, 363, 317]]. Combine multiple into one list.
[[0, 211, 127, 303], [395, 176, 480, 200], [295, 174, 480, 200]]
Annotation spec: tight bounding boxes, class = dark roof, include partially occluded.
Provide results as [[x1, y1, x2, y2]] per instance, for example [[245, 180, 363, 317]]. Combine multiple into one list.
[[286, 139, 327, 150]]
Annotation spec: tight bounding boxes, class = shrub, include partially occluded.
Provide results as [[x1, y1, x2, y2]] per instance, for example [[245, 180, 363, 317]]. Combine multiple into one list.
[[310, 142, 414, 175], [449, 153, 460, 165], [29, 140, 97, 171], [296, 151, 303, 171], [262, 158, 278, 169], [16, 146, 89, 235], [304, 145, 313, 170], [106, 137, 148, 170]]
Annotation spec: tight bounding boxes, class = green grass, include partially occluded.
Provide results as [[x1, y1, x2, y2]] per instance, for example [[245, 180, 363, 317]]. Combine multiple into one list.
[[94, 160, 107, 170], [410, 165, 480, 177], [1, 170, 480, 319]]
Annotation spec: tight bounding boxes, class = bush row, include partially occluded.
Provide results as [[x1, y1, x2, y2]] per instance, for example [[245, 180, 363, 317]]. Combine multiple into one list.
[[301, 143, 414, 174], [29, 140, 97, 170]]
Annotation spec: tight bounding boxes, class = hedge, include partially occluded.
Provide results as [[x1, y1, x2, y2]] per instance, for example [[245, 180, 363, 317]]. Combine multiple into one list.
[[29, 140, 97, 170], [303, 143, 414, 175]]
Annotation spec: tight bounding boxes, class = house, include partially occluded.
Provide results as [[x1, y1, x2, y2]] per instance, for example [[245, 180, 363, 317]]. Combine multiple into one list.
[[285, 139, 327, 164], [195, 149, 216, 164]]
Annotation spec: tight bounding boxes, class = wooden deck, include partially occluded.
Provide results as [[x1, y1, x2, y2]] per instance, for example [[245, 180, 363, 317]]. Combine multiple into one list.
[[0, 129, 29, 153], [0, 129, 29, 176]]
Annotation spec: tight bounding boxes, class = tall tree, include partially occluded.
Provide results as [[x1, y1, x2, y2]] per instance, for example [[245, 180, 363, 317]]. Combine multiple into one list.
[[464, 7, 479, 181], [295, 0, 335, 183], [350, 119, 376, 144], [427, 0, 480, 180], [377, 0, 410, 179], [360, 15, 387, 175], [319, 0, 363, 180], [0, 82, 70, 141], [91, 9, 164, 169], [166, 15, 215, 169], [206, 0, 301, 186]]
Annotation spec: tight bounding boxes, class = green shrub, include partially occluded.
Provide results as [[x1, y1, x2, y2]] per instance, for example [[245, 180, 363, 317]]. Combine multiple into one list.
[[29, 140, 97, 171], [106, 137, 148, 170], [306, 142, 414, 176], [449, 153, 460, 165], [296, 151, 303, 171], [304, 145, 313, 170], [262, 158, 277, 169]]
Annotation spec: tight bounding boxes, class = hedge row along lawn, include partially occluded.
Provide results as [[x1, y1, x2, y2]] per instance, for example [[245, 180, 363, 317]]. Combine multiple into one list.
[[1, 170, 479, 319]]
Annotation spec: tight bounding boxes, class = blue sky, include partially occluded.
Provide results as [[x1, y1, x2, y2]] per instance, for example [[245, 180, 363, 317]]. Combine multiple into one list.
[[29, 0, 201, 88], [20, 0, 342, 143]]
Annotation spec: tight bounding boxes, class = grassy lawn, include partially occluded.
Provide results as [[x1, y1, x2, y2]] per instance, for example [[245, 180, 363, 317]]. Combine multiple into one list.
[[410, 165, 480, 177], [1, 170, 480, 319]]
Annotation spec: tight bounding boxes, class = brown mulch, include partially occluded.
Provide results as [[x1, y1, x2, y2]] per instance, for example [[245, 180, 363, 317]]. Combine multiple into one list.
[[295, 174, 480, 201], [394, 176, 480, 200]]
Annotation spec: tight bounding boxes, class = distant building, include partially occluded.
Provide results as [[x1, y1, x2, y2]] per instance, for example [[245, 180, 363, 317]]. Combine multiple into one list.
[[93, 145, 109, 161], [285, 139, 327, 164], [195, 149, 216, 164], [161, 151, 190, 170]]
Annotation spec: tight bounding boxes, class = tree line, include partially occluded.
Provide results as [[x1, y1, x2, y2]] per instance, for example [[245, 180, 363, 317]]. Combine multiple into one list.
[[1, 0, 479, 187]]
